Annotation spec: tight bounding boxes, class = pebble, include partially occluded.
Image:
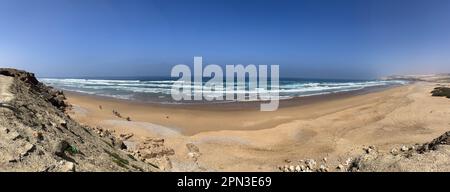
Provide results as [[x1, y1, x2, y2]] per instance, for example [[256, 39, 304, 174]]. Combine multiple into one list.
[[289, 165, 295, 172], [60, 161, 75, 172], [7, 131, 21, 140], [20, 143, 35, 156], [33, 131, 44, 141], [363, 145, 376, 154], [59, 119, 67, 128], [401, 145, 409, 152], [345, 158, 353, 166], [318, 165, 329, 172], [54, 140, 70, 157], [300, 165, 306, 171], [305, 159, 317, 169], [391, 148, 399, 155]]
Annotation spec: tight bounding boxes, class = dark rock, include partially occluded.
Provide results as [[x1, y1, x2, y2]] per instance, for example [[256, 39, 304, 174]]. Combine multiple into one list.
[[113, 139, 127, 150], [431, 87, 450, 98], [53, 140, 70, 157], [0, 68, 69, 110], [418, 131, 450, 153], [186, 143, 200, 153], [0, 68, 39, 85]]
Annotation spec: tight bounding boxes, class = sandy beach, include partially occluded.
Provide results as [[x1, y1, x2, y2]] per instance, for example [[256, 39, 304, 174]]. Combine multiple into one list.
[[65, 82, 450, 171]]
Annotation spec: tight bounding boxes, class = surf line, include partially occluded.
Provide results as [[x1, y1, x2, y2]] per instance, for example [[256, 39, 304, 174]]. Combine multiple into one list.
[[170, 56, 280, 111]]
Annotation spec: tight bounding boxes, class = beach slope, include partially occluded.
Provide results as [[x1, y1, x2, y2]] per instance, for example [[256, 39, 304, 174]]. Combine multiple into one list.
[[65, 75, 450, 171]]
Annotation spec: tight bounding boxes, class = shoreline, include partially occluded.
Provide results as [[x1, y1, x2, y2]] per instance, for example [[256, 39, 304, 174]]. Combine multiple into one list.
[[65, 84, 403, 136], [64, 83, 401, 111]]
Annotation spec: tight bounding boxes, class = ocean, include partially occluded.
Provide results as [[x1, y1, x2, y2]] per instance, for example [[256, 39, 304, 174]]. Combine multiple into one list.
[[40, 77, 408, 104]]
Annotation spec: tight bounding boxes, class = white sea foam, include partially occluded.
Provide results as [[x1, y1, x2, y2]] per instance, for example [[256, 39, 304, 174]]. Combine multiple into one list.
[[39, 78, 408, 103]]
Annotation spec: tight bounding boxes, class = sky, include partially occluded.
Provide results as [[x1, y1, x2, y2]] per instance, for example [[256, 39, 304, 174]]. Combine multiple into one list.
[[0, 0, 449, 79]]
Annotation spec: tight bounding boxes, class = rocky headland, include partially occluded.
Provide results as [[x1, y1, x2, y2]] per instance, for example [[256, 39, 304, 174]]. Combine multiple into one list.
[[0, 68, 169, 172]]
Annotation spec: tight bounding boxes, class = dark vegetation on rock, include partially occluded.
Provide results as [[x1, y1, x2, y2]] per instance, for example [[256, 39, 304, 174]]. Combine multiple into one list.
[[431, 87, 450, 98]]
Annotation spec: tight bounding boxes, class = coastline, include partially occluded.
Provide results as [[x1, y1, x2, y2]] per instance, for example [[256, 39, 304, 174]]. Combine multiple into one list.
[[65, 83, 401, 111], [4, 68, 450, 172], [65, 84, 401, 135], [63, 81, 450, 171]]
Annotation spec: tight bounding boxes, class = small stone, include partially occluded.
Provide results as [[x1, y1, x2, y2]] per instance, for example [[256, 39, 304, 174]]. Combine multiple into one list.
[[3, 153, 17, 163], [60, 161, 75, 172], [278, 165, 284, 171], [363, 145, 376, 154], [54, 140, 70, 157], [60, 119, 67, 128], [0, 126, 8, 133], [119, 133, 134, 140], [187, 152, 200, 159], [284, 159, 291, 163], [391, 148, 399, 155], [337, 164, 345, 171], [186, 143, 200, 153], [289, 165, 295, 172], [345, 158, 353, 166], [401, 145, 409, 152], [305, 159, 317, 169], [20, 143, 35, 156], [7, 131, 21, 140], [113, 139, 127, 150], [300, 165, 306, 171], [318, 164, 329, 172], [323, 157, 328, 163], [33, 131, 44, 141], [295, 165, 301, 172], [303, 167, 312, 172]]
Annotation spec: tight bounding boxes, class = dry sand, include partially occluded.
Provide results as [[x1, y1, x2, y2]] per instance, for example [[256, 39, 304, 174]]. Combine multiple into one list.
[[65, 82, 450, 171]]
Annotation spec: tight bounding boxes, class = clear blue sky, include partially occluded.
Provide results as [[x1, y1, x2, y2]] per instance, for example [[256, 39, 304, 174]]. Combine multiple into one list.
[[0, 0, 449, 79]]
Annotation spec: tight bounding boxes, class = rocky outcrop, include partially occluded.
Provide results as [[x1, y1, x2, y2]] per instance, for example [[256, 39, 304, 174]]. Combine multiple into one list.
[[280, 131, 450, 172], [0, 69, 158, 172], [0, 68, 68, 110], [417, 131, 450, 152], [279, 158, 331, 172], [128, 138, 175, 171], [347, 131, 450, 172]]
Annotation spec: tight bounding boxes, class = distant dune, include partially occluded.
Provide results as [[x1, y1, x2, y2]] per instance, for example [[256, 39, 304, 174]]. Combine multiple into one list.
[[382, 74, 450, 83]]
